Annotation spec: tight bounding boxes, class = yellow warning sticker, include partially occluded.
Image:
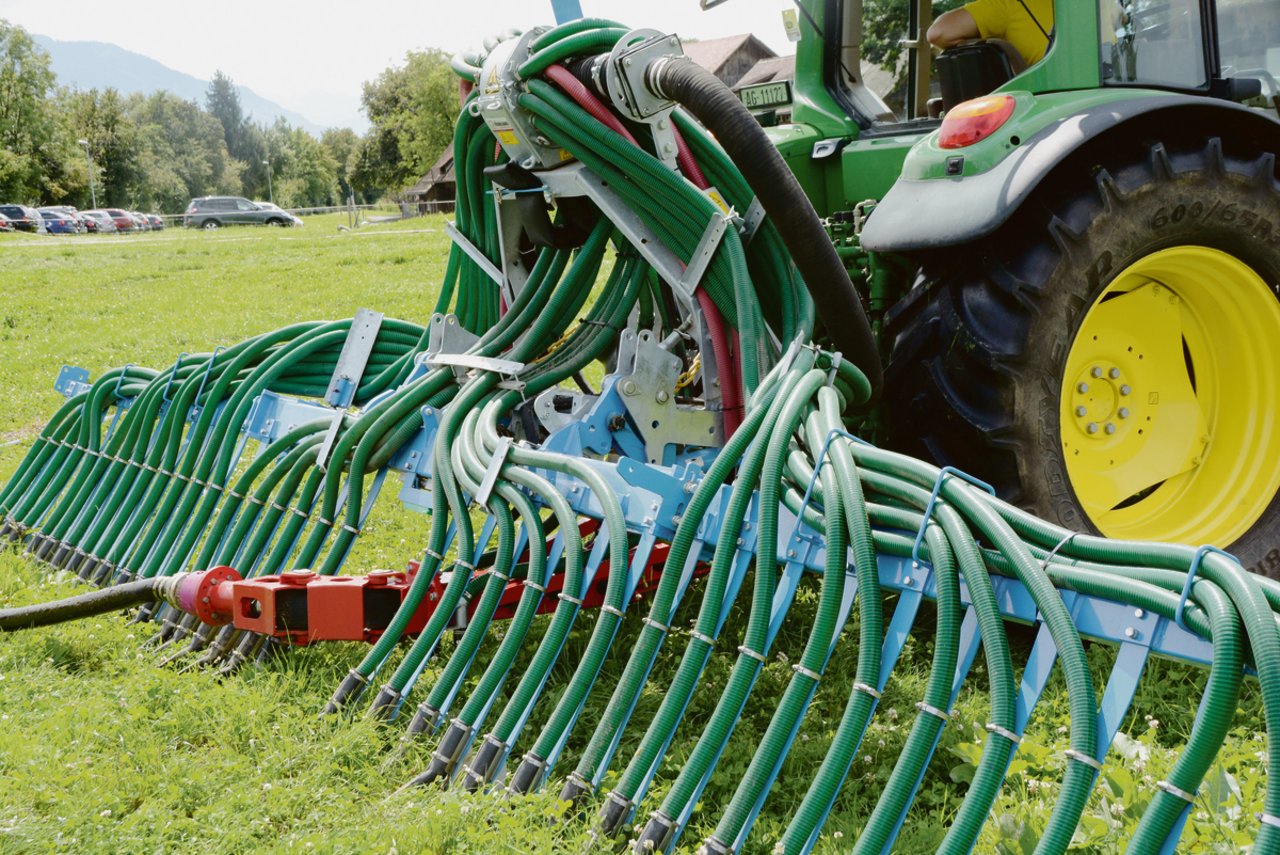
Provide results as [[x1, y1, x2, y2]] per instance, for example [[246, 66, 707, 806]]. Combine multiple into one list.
[[497, 129, 519, 147], [704, 186, 731, 215], [559, 149, 574, 162]]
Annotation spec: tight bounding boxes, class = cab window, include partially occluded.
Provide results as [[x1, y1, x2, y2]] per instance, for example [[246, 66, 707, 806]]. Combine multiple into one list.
[[1102, 0, 1208, 89]]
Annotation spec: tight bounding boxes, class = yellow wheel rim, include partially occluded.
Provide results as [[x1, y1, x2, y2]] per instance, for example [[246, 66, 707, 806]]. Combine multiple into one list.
[[1060, 246, 1280, 547]]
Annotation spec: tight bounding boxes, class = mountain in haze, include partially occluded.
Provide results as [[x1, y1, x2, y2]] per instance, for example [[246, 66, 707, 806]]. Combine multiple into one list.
[[33, 34, 329, 136]]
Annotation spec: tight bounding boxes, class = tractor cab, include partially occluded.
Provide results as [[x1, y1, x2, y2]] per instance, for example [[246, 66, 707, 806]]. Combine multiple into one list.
[[792, 0, 1278, 133]]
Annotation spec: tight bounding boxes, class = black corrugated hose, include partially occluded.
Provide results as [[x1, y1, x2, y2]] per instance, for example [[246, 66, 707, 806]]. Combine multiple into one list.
[[0, 578, 169, 631]]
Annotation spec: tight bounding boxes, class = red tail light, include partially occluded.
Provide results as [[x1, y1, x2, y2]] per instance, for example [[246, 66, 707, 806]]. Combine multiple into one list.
[[938, 95, 1017, 149]]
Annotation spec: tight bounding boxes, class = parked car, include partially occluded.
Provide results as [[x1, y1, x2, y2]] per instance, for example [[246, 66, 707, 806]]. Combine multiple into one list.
[[40, 206, 83, 233], [0, 212, 12, 233], [146, 214, 165, 231], [252, 202, 303, 227], [102, 208, 137, 233], [37, 208, 79, 235], [0, 204, 41, 232], [81, 210, 118, 234], [184, 196, 298, 229]]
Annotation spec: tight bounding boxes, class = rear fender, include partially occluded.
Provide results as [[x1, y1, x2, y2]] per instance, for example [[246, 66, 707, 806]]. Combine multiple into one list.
[[860, 96, 1280, 253]]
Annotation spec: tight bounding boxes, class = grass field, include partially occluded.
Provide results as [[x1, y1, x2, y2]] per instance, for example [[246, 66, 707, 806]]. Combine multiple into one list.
[[0, 219, 1267, 854]]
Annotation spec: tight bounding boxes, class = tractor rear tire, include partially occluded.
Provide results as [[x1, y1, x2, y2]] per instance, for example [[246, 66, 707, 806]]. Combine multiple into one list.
[[885, 134, 1280, 577]]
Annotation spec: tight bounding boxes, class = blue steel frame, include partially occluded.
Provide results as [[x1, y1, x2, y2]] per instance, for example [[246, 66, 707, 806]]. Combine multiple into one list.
[[57, 346, 1229, 854]]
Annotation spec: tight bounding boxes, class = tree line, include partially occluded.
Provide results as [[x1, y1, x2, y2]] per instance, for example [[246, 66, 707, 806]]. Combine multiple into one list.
[[0, 20, 460, 212]]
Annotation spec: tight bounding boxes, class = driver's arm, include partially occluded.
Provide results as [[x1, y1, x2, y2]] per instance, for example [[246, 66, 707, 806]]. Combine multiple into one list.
[[927, 8, 981, 49]]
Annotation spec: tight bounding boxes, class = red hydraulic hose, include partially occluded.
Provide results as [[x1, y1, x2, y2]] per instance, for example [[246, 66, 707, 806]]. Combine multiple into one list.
[[672, 124, 709, 191], [670, 122, 744, 435], [545, 64, 639, 145]]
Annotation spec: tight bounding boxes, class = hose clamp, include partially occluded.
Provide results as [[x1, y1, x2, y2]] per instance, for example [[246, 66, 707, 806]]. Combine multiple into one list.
[[1064, 749, 1103, 772], [916, 702, 951, 721], [248, 496, 266, 507], [1259, 813, 1280, 829], [524, 580, 547, 593], [228, 490, 245, 501], [853, 682, 882, 700], [318, 517, 334, 528], [270, 501, 287, 512], [487, 570, 511, 583], [342, 524, 361, 535], [737, 645, 767, 664], [1040, 532, 1078, 572], [690, 630, 715, 646], [985, 723, 1021, 744], [606, 790, 634, 812], [291, 507, 309, 520], [559, 593, 584, 606], [424, 547, 445, 562], [1156, 780, 1197, 803], [567, 771, 594, 794], [643, 616, 670, 634], [791, 663, 821, 681], [600, 604, 624, 618]]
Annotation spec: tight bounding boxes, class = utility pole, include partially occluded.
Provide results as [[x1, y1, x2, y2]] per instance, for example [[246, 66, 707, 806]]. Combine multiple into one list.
[[263, 160, 274, 205], [77, 139, 97, 209]]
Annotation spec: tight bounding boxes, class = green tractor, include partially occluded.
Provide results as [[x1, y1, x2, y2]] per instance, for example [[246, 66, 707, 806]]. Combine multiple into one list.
[[765, 0, 1280, 574]]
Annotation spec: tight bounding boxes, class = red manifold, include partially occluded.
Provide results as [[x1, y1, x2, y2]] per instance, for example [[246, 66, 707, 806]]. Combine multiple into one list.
[[230, 568, 424, 646], [180, 526, 705, 646]]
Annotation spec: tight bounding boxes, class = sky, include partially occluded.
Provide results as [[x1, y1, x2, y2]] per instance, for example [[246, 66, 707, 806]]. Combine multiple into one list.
[[0, 1, 797, 132]]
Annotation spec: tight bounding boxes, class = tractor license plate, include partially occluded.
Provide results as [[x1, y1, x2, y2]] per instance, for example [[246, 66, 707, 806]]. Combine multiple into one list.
[[738, 81, 791, 111]]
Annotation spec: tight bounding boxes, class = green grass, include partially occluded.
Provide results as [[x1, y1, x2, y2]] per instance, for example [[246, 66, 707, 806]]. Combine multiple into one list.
[[0, 221, 1267, 854]]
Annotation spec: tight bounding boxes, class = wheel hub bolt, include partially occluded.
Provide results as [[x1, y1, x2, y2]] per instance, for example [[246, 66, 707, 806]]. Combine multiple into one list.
[[1118, 407, 1130, 419], [1109, 368, 1121, 379], [1087, 422, 1099, 434], [1120, 385, 1131, 396], [1105, 423, 1116, 435], [1091, 367, 1103, 378], [1075, 406, 1087, 417], [1078, 382, 1089, 393]]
